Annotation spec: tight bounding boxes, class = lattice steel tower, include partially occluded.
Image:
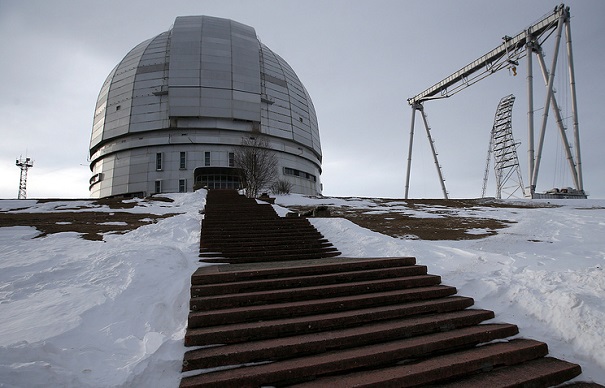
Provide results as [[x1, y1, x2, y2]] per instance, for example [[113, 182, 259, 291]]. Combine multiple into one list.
[[15, 157, 34, 199], [482, 95, 524, 199]]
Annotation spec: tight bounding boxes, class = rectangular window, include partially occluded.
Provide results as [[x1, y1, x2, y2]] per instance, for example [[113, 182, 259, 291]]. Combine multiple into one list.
[[179, 152, 186, 170], [179, 179, 186, 193], [155, 153, 162, 171], [204, 151, 211, 166], [154, 180, 162, 194], [228, 152, 235, 167], [283, 167, 316, 182]]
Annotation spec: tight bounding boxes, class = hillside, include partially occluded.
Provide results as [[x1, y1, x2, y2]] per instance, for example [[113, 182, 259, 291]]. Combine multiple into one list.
[[0, 191, 603, 386]]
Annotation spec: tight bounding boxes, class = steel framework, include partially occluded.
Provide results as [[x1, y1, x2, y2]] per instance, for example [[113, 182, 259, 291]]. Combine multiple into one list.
[[482, 95, 525, 199], [16, 157, 34, 200], [405, 4, 584, 199]]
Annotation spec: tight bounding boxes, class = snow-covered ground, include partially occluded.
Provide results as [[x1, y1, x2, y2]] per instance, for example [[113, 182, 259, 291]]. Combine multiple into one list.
[[0, 191, 206, 387], [0, 191, 603, 386]]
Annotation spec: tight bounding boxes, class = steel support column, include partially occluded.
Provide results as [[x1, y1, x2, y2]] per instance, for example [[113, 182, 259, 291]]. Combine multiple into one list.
[[565, 19, 583, 191], [535, 49, 580, 190], [526, 32, 535, 197], [531, 11, 565, 189], [418, 106, 448, 199], [404, 105, 417, 199]]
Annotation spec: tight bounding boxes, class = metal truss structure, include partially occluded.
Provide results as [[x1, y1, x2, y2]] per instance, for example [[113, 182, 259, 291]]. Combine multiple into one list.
[[16, 157, 34, 200], [482, 95, 525, 199], [405, 4, 585, 199]]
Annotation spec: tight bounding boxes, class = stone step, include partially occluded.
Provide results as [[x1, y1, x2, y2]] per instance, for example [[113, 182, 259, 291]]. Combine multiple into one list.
[[203, 216, 280, 223], [288, 339, 549, 388], [204, 207, 273, 213], [198, 245, 338, 259], [189, 274, 443, 311], [201, 228, 323, 238], [201, 229, 319, 237], [189, 293, 470, 329], [182, 323, 518, 376], [201, 227, 316, 235], [202, 222, 320, 230], [437, 356, 582, 387], [199, 244, 335, 258], [203, 207, 275, 214], [204, 202, 275, 209], [190, 265, 429, 297], [202, 216, 307, 224], [186, 294, 474, 340], [199, 248, 340, 261], [203, 217, 280, 224], [204, 205, 267, 210], [200, 236, 326, 249], [187, 285, 458, 335], [191, 257, 418, 285], [200, 234, 325, 245], [202, 216, 311, 223], [199, 250, 342, 264], [200, 237, 331, 250], [202, 220, 313, 229], [181, 318, 520, 387], [185, 296, 481, 346], [200, 236, 326, 248]]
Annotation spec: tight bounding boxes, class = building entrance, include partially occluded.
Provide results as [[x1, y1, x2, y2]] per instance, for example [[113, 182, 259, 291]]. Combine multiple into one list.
[[194, 167, 241, 190]]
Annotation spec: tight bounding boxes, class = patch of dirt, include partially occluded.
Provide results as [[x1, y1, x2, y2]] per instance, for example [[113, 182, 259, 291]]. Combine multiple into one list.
[[334, 210, 512, 240], [288, 198, 552, 241], [36, 196, 174, 210], [0, 197, 179, 241], [0, 211, 180, 241]]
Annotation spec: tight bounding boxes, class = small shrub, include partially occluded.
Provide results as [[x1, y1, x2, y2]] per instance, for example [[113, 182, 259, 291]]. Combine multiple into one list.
[[271, 179, 293, 195]]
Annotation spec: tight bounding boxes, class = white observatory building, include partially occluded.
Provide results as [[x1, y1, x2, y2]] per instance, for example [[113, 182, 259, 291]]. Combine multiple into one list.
[[89, 16, 322, 198]]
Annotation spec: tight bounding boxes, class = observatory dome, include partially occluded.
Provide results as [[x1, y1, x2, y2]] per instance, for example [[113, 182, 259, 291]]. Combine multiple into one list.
[[89, 16, 322, 198]]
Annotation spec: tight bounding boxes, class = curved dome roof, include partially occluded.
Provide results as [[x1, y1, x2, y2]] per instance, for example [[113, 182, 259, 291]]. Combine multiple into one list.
[[90, 16, 321, 158]]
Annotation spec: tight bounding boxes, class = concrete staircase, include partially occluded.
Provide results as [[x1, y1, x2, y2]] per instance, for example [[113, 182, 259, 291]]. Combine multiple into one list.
[[198, 190, 340, 264], [181, 190, 582, 387]]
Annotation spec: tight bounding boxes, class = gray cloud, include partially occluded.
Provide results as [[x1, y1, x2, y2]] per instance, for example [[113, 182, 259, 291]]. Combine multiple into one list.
[[1, 0, 603, 199]]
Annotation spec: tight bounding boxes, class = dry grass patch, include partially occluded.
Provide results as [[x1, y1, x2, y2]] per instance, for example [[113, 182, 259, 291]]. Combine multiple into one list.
[[288, 198, 552, 241], [0, 197, 180, 241]]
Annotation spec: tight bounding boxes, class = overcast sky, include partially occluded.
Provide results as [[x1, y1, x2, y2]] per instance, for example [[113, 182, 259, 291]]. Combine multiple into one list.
[[1, 0, 603, 199]]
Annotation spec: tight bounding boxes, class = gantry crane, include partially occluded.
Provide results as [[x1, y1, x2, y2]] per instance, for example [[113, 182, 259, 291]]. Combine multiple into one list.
[[405, 4, 584, 199]]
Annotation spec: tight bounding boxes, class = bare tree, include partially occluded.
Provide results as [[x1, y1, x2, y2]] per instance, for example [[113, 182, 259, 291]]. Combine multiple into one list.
[[232, 136, 278, 198], [271, 179, 293, 195]]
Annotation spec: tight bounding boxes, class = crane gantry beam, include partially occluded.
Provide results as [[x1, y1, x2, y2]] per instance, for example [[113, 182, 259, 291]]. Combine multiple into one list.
[[404, 4, 584, 199], [407, 5, 567, 105]]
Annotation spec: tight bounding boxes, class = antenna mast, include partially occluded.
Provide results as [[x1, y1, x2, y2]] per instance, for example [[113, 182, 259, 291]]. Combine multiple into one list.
[[15, 157, 34, 199]]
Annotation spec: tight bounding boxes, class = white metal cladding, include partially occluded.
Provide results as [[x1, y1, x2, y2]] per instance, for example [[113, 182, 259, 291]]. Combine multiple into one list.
[[89, 15, 323, 198], [168, 16, 261, 120], [260, 44, 321, 157]]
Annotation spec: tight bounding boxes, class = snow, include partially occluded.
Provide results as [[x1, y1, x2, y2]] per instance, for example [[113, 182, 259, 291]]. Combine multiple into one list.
[[275, 195, 605, 383], [0, 191, 207, 387], [0, 191, 604, 386]]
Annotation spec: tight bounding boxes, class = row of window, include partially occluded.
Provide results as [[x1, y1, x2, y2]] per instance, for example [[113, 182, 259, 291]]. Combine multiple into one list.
[[195, 173, 241, 190], [155, 174, 241, 193], [155, 151, 235, 171], [283, 167, 317, 182]]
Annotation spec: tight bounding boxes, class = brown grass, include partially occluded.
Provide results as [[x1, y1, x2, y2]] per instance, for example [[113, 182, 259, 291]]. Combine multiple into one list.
[[1, 196, 553, 242], [288, 198, 552, 241], [0, 197, 180, 241]]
